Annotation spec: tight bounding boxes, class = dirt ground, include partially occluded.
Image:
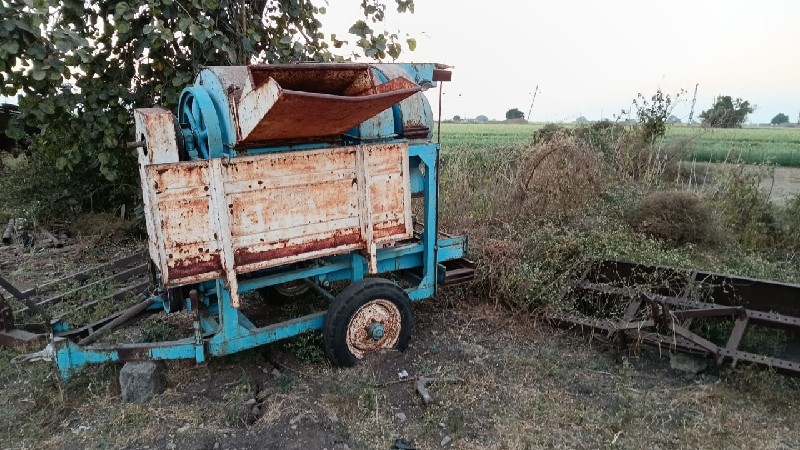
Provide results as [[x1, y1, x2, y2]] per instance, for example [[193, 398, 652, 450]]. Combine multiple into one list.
[[3, 264, 800, 449], [762, 167, 800, 205], [675, 162, 800, 205], [2, 183, 800, 449]]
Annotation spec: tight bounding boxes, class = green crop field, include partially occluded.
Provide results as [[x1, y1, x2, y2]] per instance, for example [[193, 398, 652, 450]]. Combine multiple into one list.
[[438, 122, 800, 167]]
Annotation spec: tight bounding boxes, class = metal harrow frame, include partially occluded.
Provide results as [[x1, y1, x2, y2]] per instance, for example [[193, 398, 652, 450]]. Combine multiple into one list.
[[550, 259, 800, 375]]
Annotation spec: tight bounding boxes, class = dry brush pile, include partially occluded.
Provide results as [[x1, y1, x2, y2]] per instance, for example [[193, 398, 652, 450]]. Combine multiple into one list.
[[439, 122, 800, 315]]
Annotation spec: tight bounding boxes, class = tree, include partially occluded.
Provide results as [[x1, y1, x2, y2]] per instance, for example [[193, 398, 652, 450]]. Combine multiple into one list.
[[452, 115, 461, 122], [505, 108, 524, 120], [771, 113, 790, 126], [667, 115, 682, 124], [698, 96, 754, 128], [0, 0, 416, 216], [476, 115, 488, 123], [575, 116, 589, 124]]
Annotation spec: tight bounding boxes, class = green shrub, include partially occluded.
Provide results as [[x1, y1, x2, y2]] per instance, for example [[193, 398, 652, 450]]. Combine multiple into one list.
[[709, 165, 777, 250], [0, 151, 137, 226], [778, 194, 800, 251]]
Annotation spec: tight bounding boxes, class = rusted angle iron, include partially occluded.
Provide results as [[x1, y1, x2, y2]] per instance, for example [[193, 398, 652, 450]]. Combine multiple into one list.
[[0, 251, 145, 303]]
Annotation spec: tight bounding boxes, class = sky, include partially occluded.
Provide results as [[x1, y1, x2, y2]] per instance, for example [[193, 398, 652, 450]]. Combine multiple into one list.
[[321, 0, 800, 124], [3, 0, 797, 124]]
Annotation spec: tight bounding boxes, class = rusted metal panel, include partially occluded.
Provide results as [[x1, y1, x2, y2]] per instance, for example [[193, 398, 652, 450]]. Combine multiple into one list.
[[134, 108, 180, 165], [236, 66, 420, 145], [248, 64, 375, 95], [143, 143, 412, 297], [144, 161, 225, 287], [136, 108, 181, 268]]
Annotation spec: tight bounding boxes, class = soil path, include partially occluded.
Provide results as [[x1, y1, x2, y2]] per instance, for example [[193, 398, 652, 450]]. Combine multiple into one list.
[[679, 162, 800, 205]]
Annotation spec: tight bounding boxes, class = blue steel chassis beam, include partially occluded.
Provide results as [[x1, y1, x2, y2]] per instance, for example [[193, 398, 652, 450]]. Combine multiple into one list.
[[53, 143, 466, 381]]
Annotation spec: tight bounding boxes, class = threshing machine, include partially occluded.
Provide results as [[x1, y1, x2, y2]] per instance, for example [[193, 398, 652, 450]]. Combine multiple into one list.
[[52, 63, 474, 379]]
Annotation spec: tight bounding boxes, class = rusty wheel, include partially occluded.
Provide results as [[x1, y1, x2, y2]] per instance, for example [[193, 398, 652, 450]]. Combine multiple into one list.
[[323, 279, 413, 367]]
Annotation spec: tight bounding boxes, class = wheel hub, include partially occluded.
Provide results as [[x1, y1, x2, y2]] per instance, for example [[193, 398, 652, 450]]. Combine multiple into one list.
[[368, 322, 385, 340], [346, 299, 401, 359]]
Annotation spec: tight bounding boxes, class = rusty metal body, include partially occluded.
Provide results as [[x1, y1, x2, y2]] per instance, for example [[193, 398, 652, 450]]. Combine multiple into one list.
[[50, 62, 472, 380], [551, 259, 800, 375]]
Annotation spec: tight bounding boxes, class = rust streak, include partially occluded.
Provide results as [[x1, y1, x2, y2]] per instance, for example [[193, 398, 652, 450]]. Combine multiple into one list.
[[234, 230, 362, 266], [168, 254, 223, 280]]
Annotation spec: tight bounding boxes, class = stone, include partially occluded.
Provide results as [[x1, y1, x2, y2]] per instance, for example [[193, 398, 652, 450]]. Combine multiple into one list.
[[243, 398, 257, 406], [120, 361, 164, 403], [669, 353, 708, 374], [394, 412, 407, 422], [440, 436, 452, 447]]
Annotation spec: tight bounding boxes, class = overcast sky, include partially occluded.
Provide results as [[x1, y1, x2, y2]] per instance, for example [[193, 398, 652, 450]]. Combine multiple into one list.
[[323, 0, 800, 123], [3, 1, 797, 124]]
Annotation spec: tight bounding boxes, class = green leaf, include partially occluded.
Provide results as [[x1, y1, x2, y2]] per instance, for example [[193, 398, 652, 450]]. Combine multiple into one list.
[[406, 38, 416, 51], [31, 69, 46, 81], [115, 2, 129, 15], [178, 17, 191, 32], [280, 35, 293, 44], [349, 20, 370, 37], [3, 41, 19, 55]]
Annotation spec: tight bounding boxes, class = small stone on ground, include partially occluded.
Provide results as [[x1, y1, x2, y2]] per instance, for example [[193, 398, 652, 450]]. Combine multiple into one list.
[[120, 361, 164, 404], [669, 353, 708, 374]]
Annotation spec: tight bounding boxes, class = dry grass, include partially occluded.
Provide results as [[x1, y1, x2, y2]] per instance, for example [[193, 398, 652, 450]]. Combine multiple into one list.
[[629, 190, 718, 246], [72, 212, 139, 241], [512, 134, 604, 217]]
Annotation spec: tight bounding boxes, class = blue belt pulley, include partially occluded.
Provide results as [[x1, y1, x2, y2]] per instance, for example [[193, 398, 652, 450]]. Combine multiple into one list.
[[178, 87, 224, 160]]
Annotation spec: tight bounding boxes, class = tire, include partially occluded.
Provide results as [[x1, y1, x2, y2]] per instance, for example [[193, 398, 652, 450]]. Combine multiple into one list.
[[323, 278, 414, 367], [258, 280, 310, 303]]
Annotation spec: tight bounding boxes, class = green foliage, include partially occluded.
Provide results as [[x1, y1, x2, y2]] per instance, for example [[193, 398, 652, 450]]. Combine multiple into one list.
[[699, 96, 754, 128], [452, 115, 461, 122], [283, 331, 326, 363], [631, 88, 682, 143], [0, 0, 415, 221], [771, 113, 790, 126], [532, 123, 570, 145], [505, 108, 525, 120], [572, 120, 629, 159], [709, 165, 776, 250], [778, 194, 800, 251], [141, 322, 179, 343]]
